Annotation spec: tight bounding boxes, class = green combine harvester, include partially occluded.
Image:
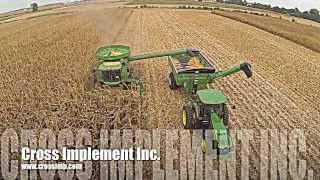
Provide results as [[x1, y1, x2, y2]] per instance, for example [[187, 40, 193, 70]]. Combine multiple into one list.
[[89, 45, 252, 157], [87, 45, 188, 95]]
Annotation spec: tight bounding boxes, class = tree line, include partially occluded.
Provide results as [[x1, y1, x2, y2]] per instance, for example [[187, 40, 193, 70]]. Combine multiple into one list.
[[223, 0, 320, 23]]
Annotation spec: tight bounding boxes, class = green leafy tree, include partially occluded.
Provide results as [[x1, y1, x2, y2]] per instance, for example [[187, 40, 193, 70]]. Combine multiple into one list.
[[309, 8, 319, 16], [31, 3, 38, 12], [222, 0, 320, 23]]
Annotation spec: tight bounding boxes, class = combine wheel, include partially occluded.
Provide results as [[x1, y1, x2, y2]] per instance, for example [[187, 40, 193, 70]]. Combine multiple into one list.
[[168, 72, 178, 89], [182, 105, 194, 129]]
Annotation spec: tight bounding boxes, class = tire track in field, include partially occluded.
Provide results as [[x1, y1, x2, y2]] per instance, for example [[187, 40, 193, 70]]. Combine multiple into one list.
[[166, 11, 312, 127], [161, 11, 286, 179], [182, 11, 320, 113], [132, 9, 256, 179], [135, 9, 186, 129], [171, 11, 320, 130], [170, 11, 320, 165], [155, 10, 261, 179]]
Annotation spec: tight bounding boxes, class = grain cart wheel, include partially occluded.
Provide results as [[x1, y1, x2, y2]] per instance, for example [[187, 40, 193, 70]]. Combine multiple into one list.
[[169, 72, 178, 89], [201, 140, 220, 153], [201, 139, 208, 153], [182, 105, 194, 129]]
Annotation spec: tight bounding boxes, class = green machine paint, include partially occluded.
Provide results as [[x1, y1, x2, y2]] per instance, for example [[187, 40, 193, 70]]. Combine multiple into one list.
[[89, 45, 253, 157], [168, 49, 252, 157], [87, 45, 188, 95]]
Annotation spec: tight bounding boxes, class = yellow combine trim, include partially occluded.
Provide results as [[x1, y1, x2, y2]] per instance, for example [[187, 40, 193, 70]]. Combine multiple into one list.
[[103, 61, 121, 66]]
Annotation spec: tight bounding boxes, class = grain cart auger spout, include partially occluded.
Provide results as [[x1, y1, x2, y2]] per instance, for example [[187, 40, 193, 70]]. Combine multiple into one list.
[[209, 62, 252, 81], [86, 45, 188, 95]]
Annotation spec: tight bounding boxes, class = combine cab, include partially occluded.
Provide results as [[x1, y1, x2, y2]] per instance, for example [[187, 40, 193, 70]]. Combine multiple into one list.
[[87, 45, 134, 89]]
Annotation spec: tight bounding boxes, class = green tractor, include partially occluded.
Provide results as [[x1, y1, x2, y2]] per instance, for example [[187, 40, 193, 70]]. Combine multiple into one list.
[[166, 49, 252, 156], [182, 89, 232, 156]]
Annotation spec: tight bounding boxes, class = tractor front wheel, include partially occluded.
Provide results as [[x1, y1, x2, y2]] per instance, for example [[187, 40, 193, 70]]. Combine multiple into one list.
[[169, 72, 178, 89], [182, 105, 194, 129]]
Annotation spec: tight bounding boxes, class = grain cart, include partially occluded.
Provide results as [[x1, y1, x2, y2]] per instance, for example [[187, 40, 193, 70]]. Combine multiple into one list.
[[86, 45, 189, 95], [167, 49, 252, 93], [167, 49, 252, 157]]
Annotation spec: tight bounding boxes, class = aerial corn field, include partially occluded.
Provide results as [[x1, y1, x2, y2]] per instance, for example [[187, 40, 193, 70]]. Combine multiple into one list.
[[0, 1, 320, 179]]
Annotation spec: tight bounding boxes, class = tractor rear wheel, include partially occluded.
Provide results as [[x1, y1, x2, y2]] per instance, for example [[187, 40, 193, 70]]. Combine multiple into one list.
[[182, 105, 194, 129], [222, 106, 229, 127], [201, 139, 207, 152], [169, 72, 178, 89]]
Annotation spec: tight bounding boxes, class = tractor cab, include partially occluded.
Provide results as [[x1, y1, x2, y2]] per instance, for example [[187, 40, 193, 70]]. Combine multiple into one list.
[[182, 89, 229, 129], [196, 89, 232, 156], [182, 89, 232, 156]]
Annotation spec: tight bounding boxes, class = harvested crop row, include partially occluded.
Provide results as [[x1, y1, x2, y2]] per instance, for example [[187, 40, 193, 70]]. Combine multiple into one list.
[[135, 8, 320, 175], [212, 10, 320, 53], [180, 9, 320, 173], [150, 9, 261, 178], [129, 10, 186, 129]]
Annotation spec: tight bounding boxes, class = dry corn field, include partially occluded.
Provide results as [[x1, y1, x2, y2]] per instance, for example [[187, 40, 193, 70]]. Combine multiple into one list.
[[1, 3, 320, 179], [212, 10, 320, 53]]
